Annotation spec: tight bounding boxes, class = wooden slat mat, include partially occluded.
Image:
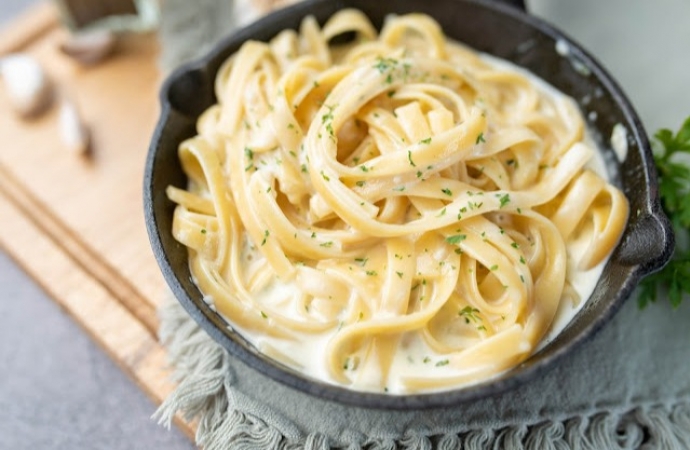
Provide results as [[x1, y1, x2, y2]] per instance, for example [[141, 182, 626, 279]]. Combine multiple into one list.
[[0, 2, 192, 439]]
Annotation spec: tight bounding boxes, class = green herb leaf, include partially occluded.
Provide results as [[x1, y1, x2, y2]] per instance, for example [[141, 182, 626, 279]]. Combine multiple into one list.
[[408, 150, 416, 167], [639, 116, 690, 308], [373, 56, 398, 73], [498, 193, 511, 208], [446, 234, 467, 245], [458, 306, 482, 324]]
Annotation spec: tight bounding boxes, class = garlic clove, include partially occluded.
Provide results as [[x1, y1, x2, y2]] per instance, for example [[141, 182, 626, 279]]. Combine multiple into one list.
[[59, 30, 117, 66], [59, 99, 91, 156], [0, 54, 53, 117]]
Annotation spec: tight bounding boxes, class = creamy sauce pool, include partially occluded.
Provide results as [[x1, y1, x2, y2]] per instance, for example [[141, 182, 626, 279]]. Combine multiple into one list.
[[202, 49, 618, 394]]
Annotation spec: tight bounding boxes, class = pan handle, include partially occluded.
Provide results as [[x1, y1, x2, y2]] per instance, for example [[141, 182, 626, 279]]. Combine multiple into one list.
[[494, 0, 526, 11]]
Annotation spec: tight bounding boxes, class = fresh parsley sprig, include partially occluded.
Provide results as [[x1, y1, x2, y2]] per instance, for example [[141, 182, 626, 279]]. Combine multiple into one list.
[[638, 116, 690, 308]]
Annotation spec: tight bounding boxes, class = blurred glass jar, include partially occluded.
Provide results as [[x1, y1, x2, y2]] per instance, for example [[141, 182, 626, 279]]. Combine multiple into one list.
[[54, 0, 159, 33]]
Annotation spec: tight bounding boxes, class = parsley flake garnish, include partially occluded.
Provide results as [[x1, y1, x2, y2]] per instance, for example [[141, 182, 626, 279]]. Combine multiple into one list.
[[458, 306, 481, 324], [373, 56, 398, 73], [446, 234, 467, 245], [498, 193, 511, 208], [408, 150, 416, 167]]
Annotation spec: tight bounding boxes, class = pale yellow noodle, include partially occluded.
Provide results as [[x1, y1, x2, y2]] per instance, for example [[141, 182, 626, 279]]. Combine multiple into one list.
[[167, 10, 629, 393]]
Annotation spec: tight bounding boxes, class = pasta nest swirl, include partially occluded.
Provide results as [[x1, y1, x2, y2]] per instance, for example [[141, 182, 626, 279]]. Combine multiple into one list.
[[167, 9, 629, 392]]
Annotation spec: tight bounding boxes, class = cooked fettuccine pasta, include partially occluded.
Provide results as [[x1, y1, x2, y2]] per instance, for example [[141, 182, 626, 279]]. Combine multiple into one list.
[[167, 10, 629, 393]]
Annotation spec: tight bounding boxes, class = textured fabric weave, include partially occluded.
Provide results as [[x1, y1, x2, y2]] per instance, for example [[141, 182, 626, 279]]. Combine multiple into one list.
[[155, 298, 690, 449]]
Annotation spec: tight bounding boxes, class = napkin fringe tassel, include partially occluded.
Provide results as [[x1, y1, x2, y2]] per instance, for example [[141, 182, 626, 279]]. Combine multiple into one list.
[[153, 300, 690, 450]]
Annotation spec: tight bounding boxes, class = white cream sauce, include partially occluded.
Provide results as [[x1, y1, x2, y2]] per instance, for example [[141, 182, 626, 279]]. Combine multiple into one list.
[[554, 38, 591, 76], [611, 123, 629, 162]]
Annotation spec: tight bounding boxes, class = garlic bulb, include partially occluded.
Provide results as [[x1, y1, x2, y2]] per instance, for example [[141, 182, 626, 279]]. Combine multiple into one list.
[[0, 54, 53, 117]]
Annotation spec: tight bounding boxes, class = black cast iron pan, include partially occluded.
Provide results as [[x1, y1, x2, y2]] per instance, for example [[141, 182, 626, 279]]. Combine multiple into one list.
[[144, 0, 673, 410]]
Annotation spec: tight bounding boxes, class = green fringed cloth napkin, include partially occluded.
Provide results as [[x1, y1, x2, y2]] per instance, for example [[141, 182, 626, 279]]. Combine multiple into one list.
[[155, 298, 690, 449]]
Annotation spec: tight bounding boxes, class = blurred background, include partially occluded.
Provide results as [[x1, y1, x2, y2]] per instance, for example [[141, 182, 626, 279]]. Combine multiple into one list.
[[530, 0, 690, 133], [1, 0, 688, 449]]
